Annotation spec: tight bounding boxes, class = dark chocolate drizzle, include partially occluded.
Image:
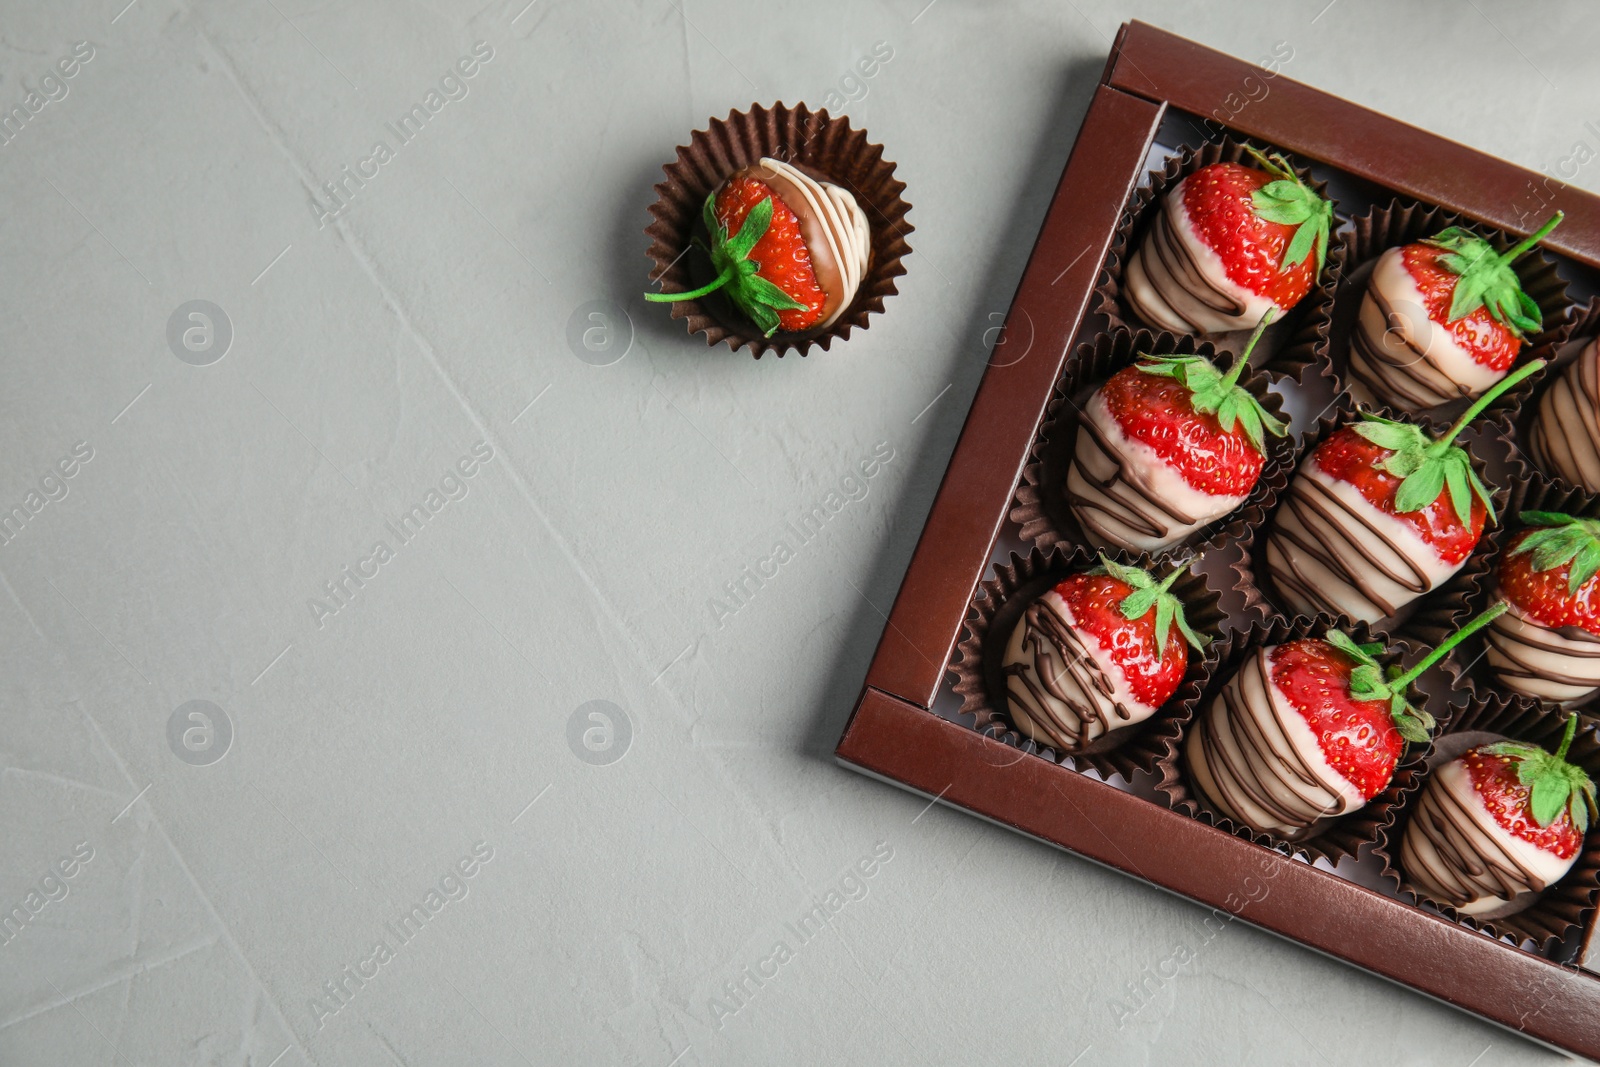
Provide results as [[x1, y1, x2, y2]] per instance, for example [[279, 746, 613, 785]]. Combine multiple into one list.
[[1399, 765, 1555, 914], [1003, 595, 1137, 753], [1485, 605, 1600, 704], [1349, 283, 1480, 411], [1066, 410, 1220, 552], [1531, 341, 1600, 493], [1187, 645, 1358, 837], [1125, 190, 1254, 335], [1265, 468, 1442, 623]]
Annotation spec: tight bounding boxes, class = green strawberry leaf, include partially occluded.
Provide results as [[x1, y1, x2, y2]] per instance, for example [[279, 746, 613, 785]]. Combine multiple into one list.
[[1479, 716, 1596, 830], [1091, 554, 1208, 662], [1134, 313, 1285, 457], [1423, 213, 1562, 340], [1394, 460, 1446, 515], [646, 190, 815, 337], [1244, 147, 1334, 272], [1511, 511, 1600, 595]]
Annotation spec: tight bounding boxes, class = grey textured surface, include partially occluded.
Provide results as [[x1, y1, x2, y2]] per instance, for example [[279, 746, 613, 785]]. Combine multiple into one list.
[[1, 0, 1595, 1064]]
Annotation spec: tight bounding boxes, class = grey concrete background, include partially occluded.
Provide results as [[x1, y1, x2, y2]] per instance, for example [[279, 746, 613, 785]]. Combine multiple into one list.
[[1, 0, 1595, 1063]]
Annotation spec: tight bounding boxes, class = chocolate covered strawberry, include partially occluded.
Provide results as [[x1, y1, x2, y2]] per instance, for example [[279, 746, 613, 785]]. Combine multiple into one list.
[[1401, 714, 1596, 916], [1487, 511, 1600, 704], [1126, 148, 1333, 335], [1069, 314, 1287, 553], [1188, 608, 1500, 838], [645, 157, 870, 337], [1003, 556, 1207, 754], [1352, 213, 1561, 413], [1532, 337, 1600, 492], [1265, 360, 1545, 623]]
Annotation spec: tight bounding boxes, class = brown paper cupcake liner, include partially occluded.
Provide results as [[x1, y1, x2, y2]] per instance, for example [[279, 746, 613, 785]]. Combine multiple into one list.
[[949, 544, 1229, 781], [1521, 295, 1600, 492], [1009, 328, 1294, 560], [1374, 694, 1600, 952], [1237, 418, 1509, 637], [1330, 199, 1573, 433], [1419, 469, 1600, 711], [643, 102, 911, 358], [1092, 135, 1345, 394], [1157, 614, 1446, 867]]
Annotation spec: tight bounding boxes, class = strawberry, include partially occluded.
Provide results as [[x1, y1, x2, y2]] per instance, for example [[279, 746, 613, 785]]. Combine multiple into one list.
[[645, 159, 871, 338], [1126, 147, 1332, 335], [1003, 556, 1208, 753], [1264, 360, 1546, 623], [1352, 213, 1562, 412], [1069, 314, 1287, 552], [1187, 609, 1500, 837], [1401, 714, 1596, 915], [1487, 512, 1600, 704]]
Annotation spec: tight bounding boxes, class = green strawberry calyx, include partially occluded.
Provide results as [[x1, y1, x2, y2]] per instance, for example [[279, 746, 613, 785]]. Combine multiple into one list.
[[1349, 358, 1547, 526], [1244, 146, 1334, 274], [1092, 555, 1208, 662], [1479, 714, 1597, 831], [1512, 511, 1600, 595], [1323, 603, 1508, 744], [644, 191, 808, 337], [1134, 310, 1288, 454], [1422, 212, 1562, 338]]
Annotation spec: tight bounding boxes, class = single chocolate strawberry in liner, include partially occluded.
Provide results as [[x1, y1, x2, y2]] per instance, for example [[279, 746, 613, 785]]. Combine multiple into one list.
[[1002, 556, 1207, 754], [1532, 337, 1600, 492], [1400, 714, 1597, 918], [1125, 148, 1331, 335], [1186, 608, 1495, 838], [1487, 512, 1600, 704], [645, 156, 870, 337], [1264, 359, 1545, 624], [1068, 313, 1287, 553], [1350, 214, 1562, 414]]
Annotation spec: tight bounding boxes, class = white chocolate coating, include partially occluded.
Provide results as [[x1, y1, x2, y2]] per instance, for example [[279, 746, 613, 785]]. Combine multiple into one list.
[[1002, 589, 1156, 753], [1265, 454, 1462, 624], [1067, 390, 1246, 553], [1399, 755, 1576, 917], [1485, 599, 1600, 705], [753, 157, 870, 328], [1186, 645, 1367, 838], [1125, 177, 1282, 335], [1348, 247, 1506, 412], [1532, 339, 1600, 493]]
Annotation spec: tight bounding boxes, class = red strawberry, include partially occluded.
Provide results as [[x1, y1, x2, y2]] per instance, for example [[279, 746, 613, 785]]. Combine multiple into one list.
[[1310, 426, 1487, 565], [645, 160, 870, 337], [1181, 157, 1328, 309], [1487, 512, 1600, 704], [1069, 315, 1287, 552], [1499, 514, 1600, 634], [1351, 214, 1561, 412], [1126, 149, 1333, 336], [1002, 557, 1208, 754], [1267, 637, 1409, 800], [1187, 609, 1502, 837], [1401, 714, 1595, 914], [1264, 361, 1545, 623]]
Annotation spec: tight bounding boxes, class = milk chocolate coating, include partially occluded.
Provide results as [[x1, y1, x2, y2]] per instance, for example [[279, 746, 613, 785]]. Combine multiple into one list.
[[1186, 645, 1364, 838], [1002, 591, 1152, 753], [1124, 179, 1278, 335], [1531, 339, 1600, 493], [730, 158, 870, 329], [1399, 754, 1576, 917], [1485, 600, 1600, 705], [1264, 457, 1463, 624]]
